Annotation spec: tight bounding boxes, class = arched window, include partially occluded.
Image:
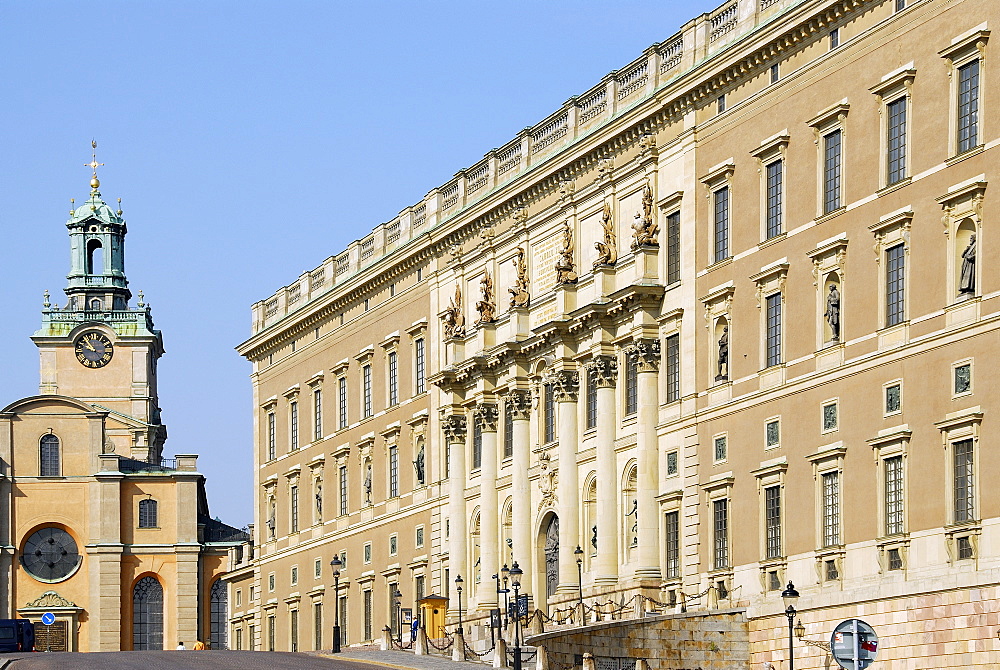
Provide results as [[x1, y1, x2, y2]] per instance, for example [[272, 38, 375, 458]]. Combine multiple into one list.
[[39, 434, 60, 477], [138, 499, 158, 528], [210, 579, 228, 650], [132, 576, 164, 650], [89, 298, 102, 311], [86, 239, 103, 275]]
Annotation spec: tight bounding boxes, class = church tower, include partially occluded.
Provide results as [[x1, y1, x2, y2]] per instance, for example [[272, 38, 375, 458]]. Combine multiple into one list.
[[31, 144, 166, 462]]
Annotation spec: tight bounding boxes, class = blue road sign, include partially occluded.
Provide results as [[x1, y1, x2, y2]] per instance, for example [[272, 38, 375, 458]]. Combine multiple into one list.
[[41, 612, 55, 626]]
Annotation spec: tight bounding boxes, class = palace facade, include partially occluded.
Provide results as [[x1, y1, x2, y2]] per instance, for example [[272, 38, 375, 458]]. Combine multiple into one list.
[[0, 167, 247, 651], [234, 0, 999, 666]]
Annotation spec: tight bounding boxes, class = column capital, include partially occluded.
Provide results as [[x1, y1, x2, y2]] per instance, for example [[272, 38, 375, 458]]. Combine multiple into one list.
[[473, 403, 499, 432], [550, 369, 580, 402], [623, 338, 661, 373], [503, 389, 532, 420], [584, 355, 618, 388], [442, 414, 468, 443]]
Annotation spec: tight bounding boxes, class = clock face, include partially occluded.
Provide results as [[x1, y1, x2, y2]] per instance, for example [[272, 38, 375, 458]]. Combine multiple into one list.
[[74, 331, 114, 368], [22, 527, 80, 582]]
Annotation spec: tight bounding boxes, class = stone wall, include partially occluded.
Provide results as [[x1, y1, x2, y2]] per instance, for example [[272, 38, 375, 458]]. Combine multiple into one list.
[[526, 609, 750, 670]]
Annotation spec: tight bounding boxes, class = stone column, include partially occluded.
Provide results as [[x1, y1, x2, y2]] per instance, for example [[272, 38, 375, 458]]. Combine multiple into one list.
[[628, 339, 661, 580], [474, 403, 500, 610], [584, 356, 618, 585], [505, 391, 532, 574], [552, 370, 580, 595], [443, 414, 468, 616]]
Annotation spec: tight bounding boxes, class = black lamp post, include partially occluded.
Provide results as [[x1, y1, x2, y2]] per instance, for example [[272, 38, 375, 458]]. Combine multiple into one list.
[[393, 588, 403, 644], [455, 574, 464, 634], [574, 545, 584, 613], [781, 581, 800, 670], [510, 562, 524, 670], [500, 563, 510, 627], [330, 556, 343, 653]]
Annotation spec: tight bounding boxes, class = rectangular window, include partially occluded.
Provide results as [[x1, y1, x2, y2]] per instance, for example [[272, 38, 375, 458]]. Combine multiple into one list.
[[766, 293, 782, 367], [388, 582, 399, 635], [822, 472, 841, 547], [267, 615, 275, 652], [625, 353, 638, 416], [717, 94, 726, 114], [770, 63, 779, 84], [830, 28, 840, 49], [415, 338, 426, 394], [236, 627, 243, 651], [472, 420, 482, 470], [713, 499, 729, 570], [268, 573, 275, 592], [291, 566, 298, 586], [886, 243, 905, 326], [416, 526, 424, 547], [887, 548, 903, 570], [765, 485, 782, 559], [666, 450, 678, 476], [338, 378, 348, 429], [389, 534, 398, 555], [387, 351, 398, 406], [362, 365, 373, 418], [503, 402, 514, 459], [290, 485, 299, 533], [958, 60, 980, 153], [823, 129, 842, 214], [339, 465, 348, 516], [315, 558, 322, 579], [290, 401, 299, 451], [665, 511, 680, 579], [364, 543, 372, 563], [665, 334, 680, 403], [666, 211, 681, 284], [363, 590, 373, 641], [544, 384, 555, 443], [267, 412, 276, 461], [314, 602, 323, 651], [885, 383, 902, 414], [389, 446, 399, 497], [586, 369, 598, 430], [822, 402, 838, 432], [766, 419, 780, 448], [955, 363, 972, 395], [338, 596, 348, 645], [895, 0, 905, 10], [954, 439, 975, 523], [313, 389, 323, 441], [887, 97, 907, 185], [885, 455, 904, 535], [765, 160, 783, 239], [415, 575, 425, 601], [713, 186, 730, 262]]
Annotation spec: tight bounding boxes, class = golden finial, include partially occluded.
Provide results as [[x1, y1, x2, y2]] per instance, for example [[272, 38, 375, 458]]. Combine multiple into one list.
[[116, 197, 123, 217], [85, 139, 104, 190], [69, 198, 75, 215]]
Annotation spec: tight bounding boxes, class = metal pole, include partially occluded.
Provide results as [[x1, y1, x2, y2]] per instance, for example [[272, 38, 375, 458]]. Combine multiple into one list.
[[512, 581, 521, 670], [786, 606, 795, 670], [332, 572, 341, 653]]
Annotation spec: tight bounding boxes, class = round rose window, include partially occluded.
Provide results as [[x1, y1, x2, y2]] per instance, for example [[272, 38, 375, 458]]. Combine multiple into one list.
[[22, 528, 80, 582]]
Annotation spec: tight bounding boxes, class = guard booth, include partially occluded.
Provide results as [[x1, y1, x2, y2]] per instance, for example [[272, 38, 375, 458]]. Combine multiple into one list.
[[417, 595, 449, 639]]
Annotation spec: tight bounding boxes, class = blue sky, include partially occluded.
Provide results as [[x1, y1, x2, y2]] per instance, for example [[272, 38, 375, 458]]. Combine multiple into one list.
[[1, 0, 719, 527]]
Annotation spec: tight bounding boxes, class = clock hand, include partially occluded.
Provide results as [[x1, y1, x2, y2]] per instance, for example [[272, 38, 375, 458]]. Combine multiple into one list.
[[84, 341, 98, 352]]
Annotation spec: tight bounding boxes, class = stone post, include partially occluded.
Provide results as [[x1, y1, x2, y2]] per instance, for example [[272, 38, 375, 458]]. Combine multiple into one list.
[[506, 391, 532, 572], [553, 370, 580, 596], [536, 644, 550, 670], [415, 625, 428, 655], [453, 628, 467, 662], [494, 636, 510, 669], [628, 339, 662, 580], [475, 403, 500, 610], [444, 413, 468, 617], [584, 356, 618, 586], [583, 652, 597, 670]]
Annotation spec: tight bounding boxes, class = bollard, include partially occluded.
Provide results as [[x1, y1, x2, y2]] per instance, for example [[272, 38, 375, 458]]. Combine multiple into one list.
[[415, 625, 428, 655], [452, 628, 467, 662], [582, 653, 596, 670], [493, 636, 509, 669], [536, 644, 549, 670], [380, 626, 392, 651], [576, 602, 586, 626], [635, 659, 649, 670], [528, 612, 544, 636]]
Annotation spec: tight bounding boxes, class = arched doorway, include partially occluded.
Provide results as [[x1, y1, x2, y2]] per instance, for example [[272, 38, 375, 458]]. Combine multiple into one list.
[[543, 515, 559, 599], [210, 579, 228, 650], [132, 576, 163, 650]]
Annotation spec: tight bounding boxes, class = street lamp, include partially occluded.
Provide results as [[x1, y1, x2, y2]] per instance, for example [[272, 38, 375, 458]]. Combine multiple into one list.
[[781, 581, 800, 670], [455, 574, 464, 634], [500, 563, 510, 627], [574, 545, 584, 613], [393, 588, 403, 645], [509, 562, 524, 670], [330, 556, 343, 653]]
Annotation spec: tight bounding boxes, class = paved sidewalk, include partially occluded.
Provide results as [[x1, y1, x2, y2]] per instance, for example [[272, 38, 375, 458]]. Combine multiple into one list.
[[311, 648, 490, 670]]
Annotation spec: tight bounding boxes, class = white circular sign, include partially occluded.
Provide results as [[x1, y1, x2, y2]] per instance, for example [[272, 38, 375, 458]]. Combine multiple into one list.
[[830, 619, 878, 670]]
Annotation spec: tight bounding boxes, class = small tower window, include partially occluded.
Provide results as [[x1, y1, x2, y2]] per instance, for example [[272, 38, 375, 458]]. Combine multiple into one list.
[[86, 239, 103, 275], [89, 298, 102, 311], [39, 434, 60, 476], [138, 498, 158, 528]]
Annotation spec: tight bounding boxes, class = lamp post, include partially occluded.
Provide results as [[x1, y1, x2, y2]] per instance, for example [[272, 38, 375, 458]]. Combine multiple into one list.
[[455, 574, 464, 634], [393, 588, 403, 645], [574, 545, 584, 612], [781, 581, 800, 670], [500, 563, 510, 627], [510, 562, 524, 670], [330, 556, 343, 653]]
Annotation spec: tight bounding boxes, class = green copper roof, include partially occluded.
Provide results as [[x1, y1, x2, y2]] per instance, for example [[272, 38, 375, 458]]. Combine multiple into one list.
[[69, 189, 124, 226]]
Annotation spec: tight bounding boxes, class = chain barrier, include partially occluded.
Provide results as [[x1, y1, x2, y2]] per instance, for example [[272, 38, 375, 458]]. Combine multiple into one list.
[[549, 657, 576, 670], [426, 632, 455, 651], [463, 639, 497, 659]]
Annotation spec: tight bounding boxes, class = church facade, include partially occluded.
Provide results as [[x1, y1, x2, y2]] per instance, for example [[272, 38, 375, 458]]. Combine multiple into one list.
[[0, 166, 246, 651], [236, 0, 999, 666]]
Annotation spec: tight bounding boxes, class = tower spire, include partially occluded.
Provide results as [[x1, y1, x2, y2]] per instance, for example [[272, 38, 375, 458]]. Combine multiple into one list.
[[85, 139, 104, 192]]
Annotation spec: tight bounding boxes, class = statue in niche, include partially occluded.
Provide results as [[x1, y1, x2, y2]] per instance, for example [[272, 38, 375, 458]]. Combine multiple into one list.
[[631, 183, 659, 250], [441, 284, 466, 339], [544, 516, 560, 598], [591, 525, 598, 551], [413, 443, 425, 485], [363, 462, 373, 505], [555, 219, 579, 285], [593, 201, 617, 268], [475, 271, 496, 325], [625, 498, 638, 548], [959, 234, 977, 295], [824, 284, 841, 340], [315, 483, 323, 520], [509, 247, 530, 308], [267, 499, 276, 539], [716, 326, 729, 381]]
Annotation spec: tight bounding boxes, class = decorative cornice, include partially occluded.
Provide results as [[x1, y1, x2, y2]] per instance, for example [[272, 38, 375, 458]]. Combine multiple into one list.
[[22, 591, 78, 609]]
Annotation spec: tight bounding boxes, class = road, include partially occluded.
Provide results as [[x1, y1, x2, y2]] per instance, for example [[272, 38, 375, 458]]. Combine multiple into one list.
[[1, 650, 387, 670]]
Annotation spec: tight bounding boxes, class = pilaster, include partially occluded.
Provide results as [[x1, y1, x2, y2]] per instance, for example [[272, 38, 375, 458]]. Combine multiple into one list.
[[473, 403, 499, 610], [552, 370, 580, 596], [443, 413, 468, 617], [584, 356, 619, 585]]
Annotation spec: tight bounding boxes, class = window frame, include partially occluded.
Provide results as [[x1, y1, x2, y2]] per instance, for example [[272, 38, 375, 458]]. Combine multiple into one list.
[[39, 433, 61, 477], [700, 162, 735, 266], [939, 28, 987, 158], [869, 68, 915, 190], [138, 498, 158, 529], [807, 103, 849, 219]]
